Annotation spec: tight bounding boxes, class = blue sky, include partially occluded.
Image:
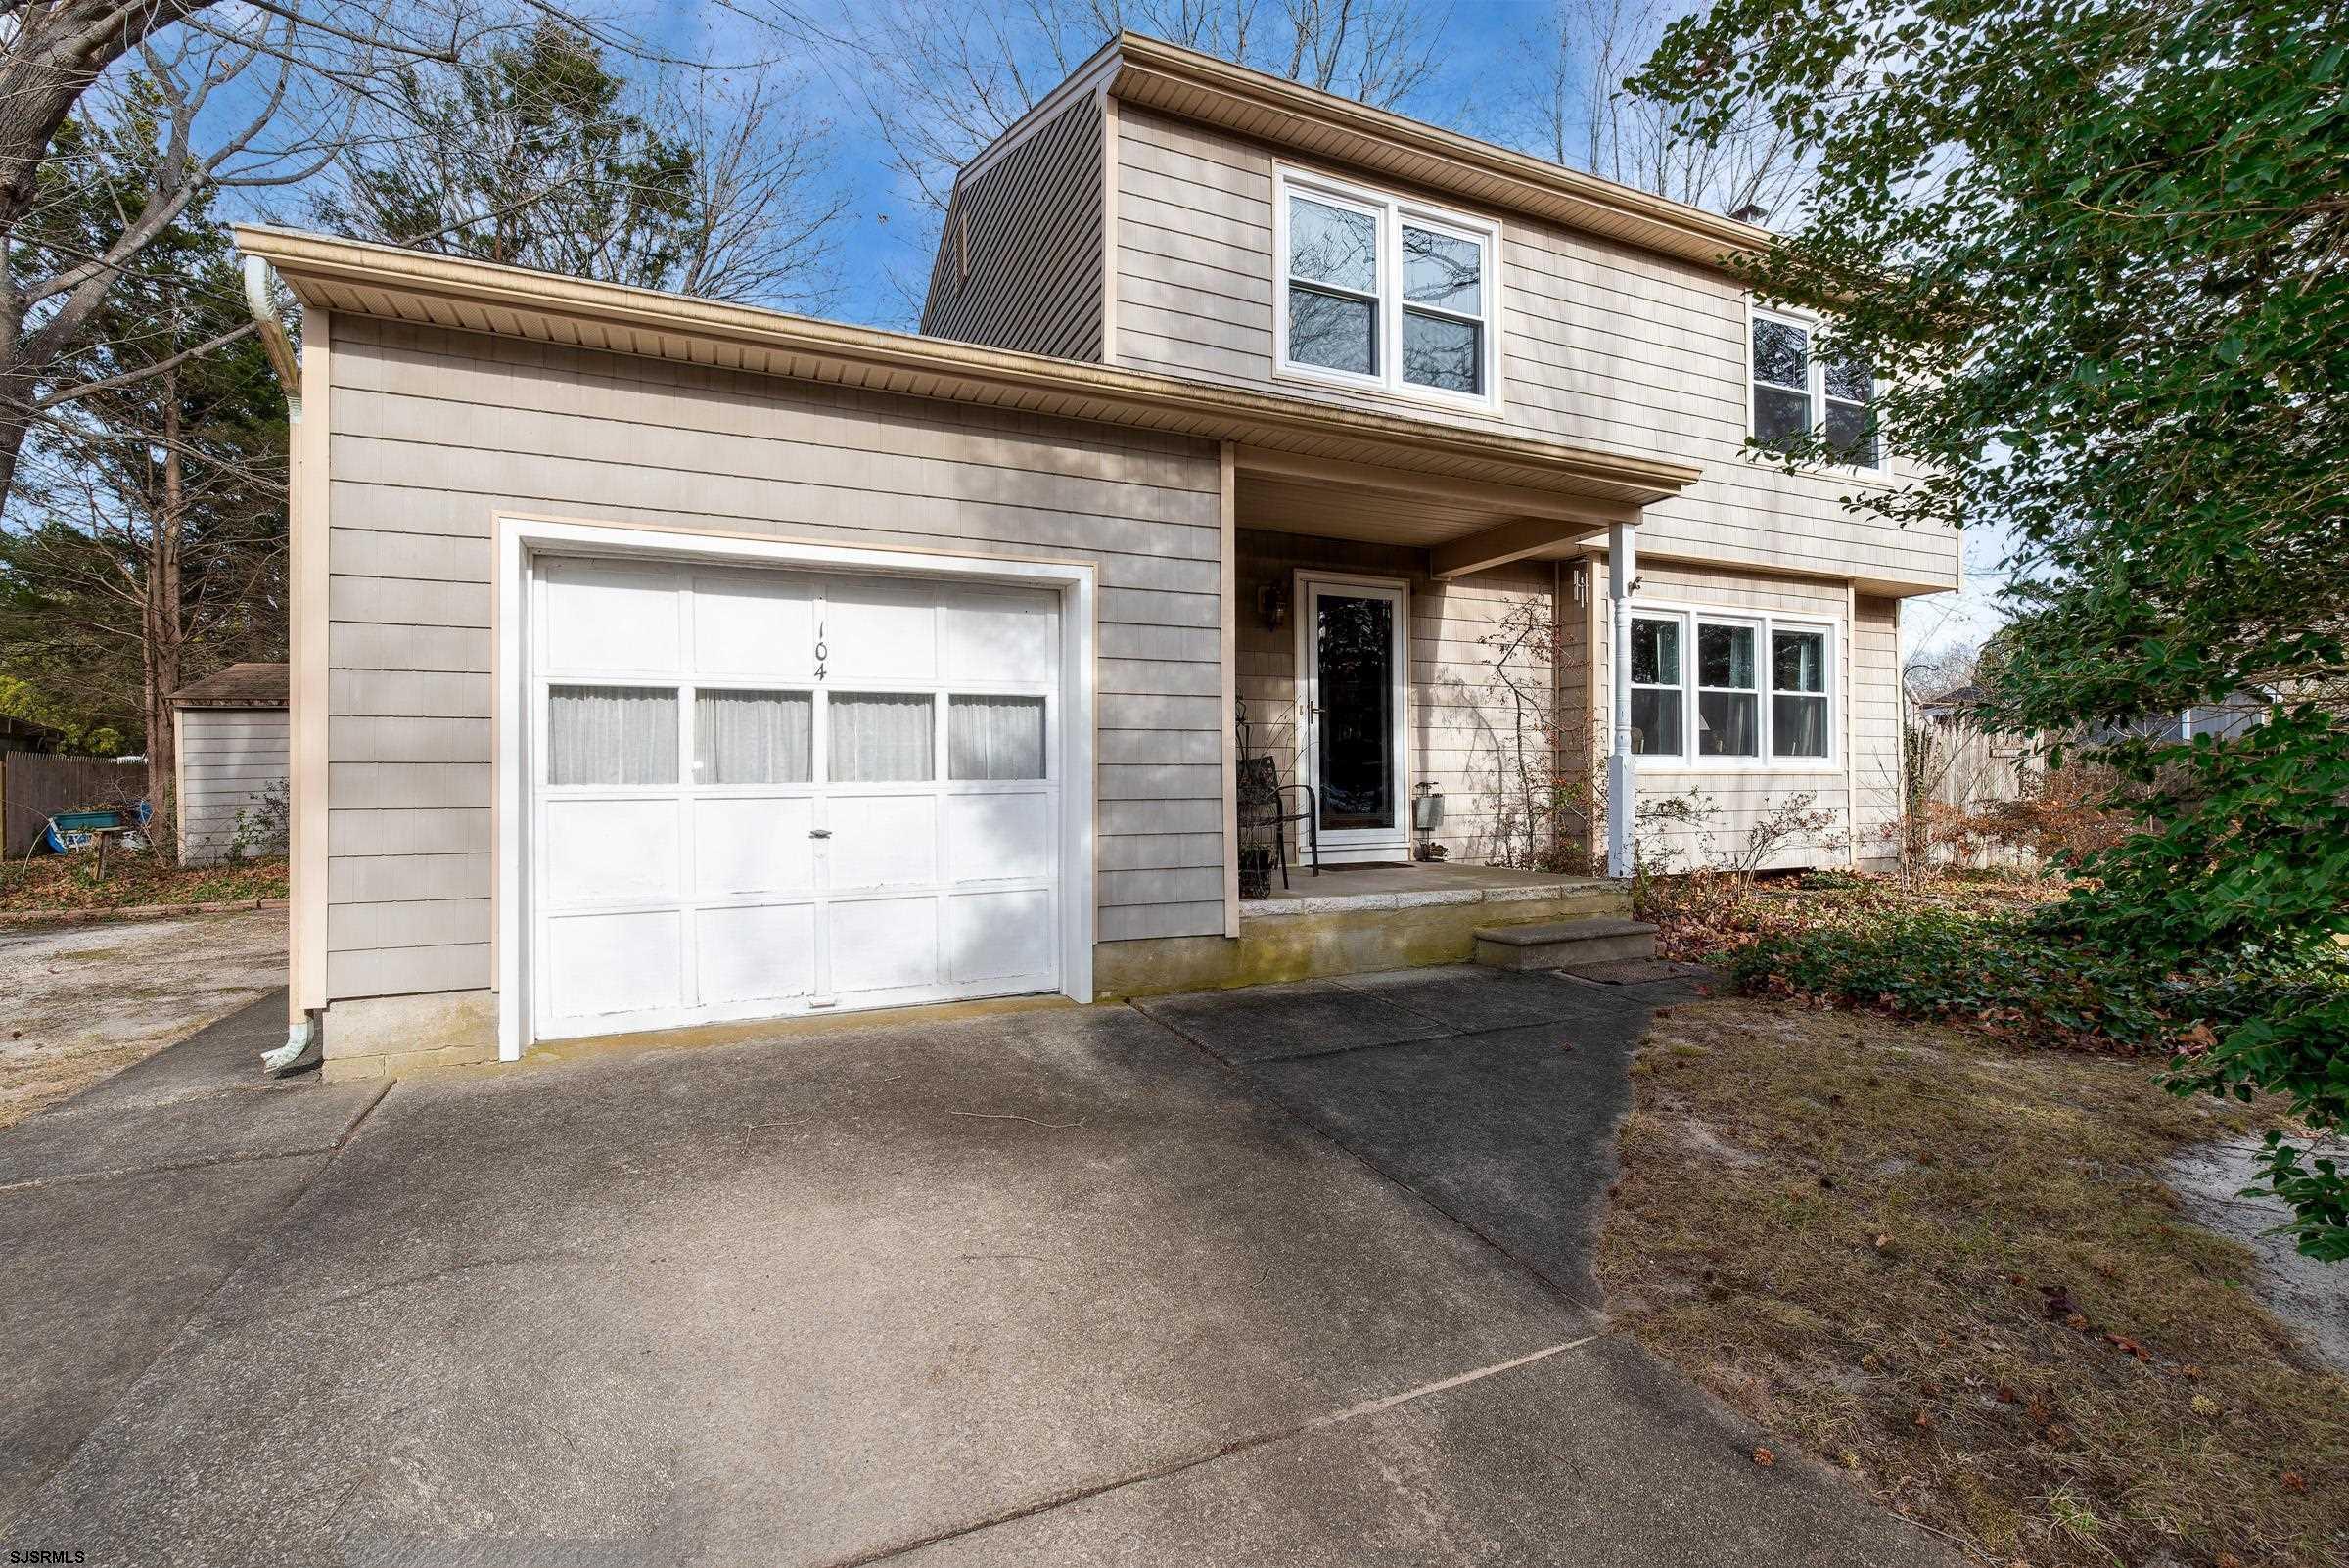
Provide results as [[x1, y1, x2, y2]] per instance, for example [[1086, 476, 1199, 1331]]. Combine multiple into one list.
[[650, 1, 1575, 328]]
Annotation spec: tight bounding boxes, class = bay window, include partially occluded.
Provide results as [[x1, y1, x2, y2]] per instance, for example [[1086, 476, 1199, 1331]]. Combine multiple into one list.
[[1278, 167, 1497, 406], [1750, 307, 1882, 471], [1623, 607, 1837, 767]]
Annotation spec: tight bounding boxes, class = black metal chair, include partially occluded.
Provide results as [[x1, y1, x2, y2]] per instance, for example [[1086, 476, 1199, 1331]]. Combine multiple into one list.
[[1237, 754, 1318, 893]]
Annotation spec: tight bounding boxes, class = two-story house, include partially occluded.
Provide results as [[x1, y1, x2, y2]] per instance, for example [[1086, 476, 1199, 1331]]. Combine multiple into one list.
[[235, 33, 1957, 1076]]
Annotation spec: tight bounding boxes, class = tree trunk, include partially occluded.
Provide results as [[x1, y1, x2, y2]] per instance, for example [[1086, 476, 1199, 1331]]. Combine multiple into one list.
[[144, 364, 187, 862]]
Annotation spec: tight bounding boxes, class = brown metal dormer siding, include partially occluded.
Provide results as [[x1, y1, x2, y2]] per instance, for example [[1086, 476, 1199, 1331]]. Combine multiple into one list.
[[918, 91, 1108, 362]]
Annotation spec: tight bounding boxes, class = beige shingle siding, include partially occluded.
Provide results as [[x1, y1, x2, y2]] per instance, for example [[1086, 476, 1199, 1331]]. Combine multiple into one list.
[[920, 94, 1106, 362], [176, 707, 289, 864], [323, 313, 1223, 1002], [1112, 105, 1957, 593], [1851, 595, 1905, 868]]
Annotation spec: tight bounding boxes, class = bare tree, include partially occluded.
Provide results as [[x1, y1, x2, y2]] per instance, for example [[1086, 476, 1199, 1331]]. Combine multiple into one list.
[[310, 19, 843, 307], [820, 0, 1447, 210], [0, 3, 515, 513], [784, 0, 1449, 316], [1500, 0, 1809, 219]]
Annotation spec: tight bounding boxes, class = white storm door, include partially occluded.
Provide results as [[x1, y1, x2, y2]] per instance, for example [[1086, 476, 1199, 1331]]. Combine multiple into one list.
[[1298, 576, 1410, 861]]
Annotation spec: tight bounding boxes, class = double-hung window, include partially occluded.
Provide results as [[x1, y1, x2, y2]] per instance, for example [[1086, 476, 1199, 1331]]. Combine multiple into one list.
[[1749, 307, 1881, 470], [1277, 168, 1497, 408], [1623, 606, 1837, 766]]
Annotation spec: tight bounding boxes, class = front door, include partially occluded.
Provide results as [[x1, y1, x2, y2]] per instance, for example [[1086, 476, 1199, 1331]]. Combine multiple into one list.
[[1298, 576, 1408, 862]]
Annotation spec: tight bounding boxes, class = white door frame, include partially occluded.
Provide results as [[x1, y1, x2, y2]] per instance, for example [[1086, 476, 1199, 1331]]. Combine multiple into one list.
[[495, 514, 1097, 1062], [1293, 570, 1411, 863]]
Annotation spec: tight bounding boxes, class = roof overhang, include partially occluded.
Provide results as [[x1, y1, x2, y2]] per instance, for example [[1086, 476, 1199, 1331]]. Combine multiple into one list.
[[233, 226, 1700, 516], [1106, 32, 1771, 275]]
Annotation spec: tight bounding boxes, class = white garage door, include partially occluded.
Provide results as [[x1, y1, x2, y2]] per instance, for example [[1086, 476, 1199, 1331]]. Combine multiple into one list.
[[530, 556, 1063, 1040]]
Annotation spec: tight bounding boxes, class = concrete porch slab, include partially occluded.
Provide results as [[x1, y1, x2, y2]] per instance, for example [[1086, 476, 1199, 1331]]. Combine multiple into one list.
[[1247, 860, 1612, 916], [1098, 869, 1632, 1000]]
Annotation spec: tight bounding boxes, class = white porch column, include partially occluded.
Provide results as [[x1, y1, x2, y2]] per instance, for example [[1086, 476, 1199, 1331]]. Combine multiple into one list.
[[1606, 520, 1638, 879]]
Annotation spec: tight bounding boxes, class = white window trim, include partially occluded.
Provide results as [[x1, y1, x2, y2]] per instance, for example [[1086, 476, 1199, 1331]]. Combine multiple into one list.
[[1272, 164, 1502, 415], [1619, 598, 1842, 773], [1745, 300, 1888, 479], [494, 515, 1098, 1062]]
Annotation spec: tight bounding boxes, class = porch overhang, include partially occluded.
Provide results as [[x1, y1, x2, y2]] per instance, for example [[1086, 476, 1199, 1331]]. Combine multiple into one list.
[[1232, 445, 1685, 576], [232, 226, 1700, 510]]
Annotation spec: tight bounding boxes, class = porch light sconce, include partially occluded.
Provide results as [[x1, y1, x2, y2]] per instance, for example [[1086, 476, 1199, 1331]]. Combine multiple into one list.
[[1569, 561, 1589, 607], [1412, 781, 1448, 860], [1257, 580, 1287, 632]]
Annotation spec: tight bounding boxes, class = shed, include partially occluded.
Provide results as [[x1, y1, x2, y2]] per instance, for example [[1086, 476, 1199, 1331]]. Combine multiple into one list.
[[169, 663, 290, 863]]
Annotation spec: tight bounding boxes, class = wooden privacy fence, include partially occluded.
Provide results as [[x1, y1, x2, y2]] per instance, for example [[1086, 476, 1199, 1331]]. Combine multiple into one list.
[[0, 753, 146, 856]]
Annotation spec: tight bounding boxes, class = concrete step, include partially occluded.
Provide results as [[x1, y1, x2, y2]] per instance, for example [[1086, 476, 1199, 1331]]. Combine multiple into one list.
[[1472, 916, 1659, 971]]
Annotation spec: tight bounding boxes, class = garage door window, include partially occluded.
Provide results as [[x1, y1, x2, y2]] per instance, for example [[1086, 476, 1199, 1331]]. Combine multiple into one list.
[[548, 684, 677, 785], [695, 689, 811, 784], [949, 695, 1046, 780], [830, 692, 934, 781]]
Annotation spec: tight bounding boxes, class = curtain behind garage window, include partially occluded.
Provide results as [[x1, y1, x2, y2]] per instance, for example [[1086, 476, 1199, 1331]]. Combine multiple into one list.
[[948, 695, 1046, 779], [830, 693, 934, 781], [697, 690, 812, 783], [548, 685, 678, 785]]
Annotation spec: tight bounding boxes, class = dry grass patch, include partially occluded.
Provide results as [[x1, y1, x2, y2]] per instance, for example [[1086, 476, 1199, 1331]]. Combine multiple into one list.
[[1599, 996, 2347, 1568], [0, 851, 285, 914]]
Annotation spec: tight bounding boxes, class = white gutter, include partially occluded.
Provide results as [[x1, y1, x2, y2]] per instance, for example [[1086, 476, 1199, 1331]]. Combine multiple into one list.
[[243, 254, 301, 422]]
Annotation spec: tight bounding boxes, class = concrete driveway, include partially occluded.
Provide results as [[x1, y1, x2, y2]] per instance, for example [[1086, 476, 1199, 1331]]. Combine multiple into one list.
[[0, 966, 1952, 1568]]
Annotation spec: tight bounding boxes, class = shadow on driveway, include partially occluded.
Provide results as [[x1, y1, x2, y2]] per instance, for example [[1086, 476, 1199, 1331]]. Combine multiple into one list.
[[0, 966, 1953, 1568]]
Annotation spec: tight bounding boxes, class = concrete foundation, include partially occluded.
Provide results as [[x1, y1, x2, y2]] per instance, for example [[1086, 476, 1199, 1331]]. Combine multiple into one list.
[[1096, 875, 1630, 1000], [320, 989, 498, 1082]]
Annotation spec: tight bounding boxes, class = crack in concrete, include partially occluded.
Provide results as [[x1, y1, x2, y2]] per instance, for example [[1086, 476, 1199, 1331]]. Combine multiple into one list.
[[820, 1332, 1611, 1568], [0, 1078, 392, 1193], [0, 1076, 397, 1528]]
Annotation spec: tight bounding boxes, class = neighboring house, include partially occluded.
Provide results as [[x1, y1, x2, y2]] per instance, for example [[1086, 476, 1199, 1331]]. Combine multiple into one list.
[[233, 32, 1956, 1073], [169, 663, 291, 864], [0, 715, 63, 755]]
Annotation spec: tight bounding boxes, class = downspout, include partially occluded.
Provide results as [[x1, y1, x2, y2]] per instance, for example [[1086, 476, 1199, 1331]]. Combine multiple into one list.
[[1606, 521, 1638, 878], [246, 254, 316, 1076]]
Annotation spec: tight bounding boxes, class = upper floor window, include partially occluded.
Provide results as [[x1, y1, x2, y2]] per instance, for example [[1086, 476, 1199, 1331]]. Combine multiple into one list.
[[1750, 308, 1881, 471], [1276, 168, 1497, 409]]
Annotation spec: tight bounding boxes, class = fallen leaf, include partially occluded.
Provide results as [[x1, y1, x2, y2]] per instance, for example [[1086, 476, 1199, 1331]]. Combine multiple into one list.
[[1996, 1385, 2019, 1405], [2282, 1471, 2307, 1493], [1912, 1410, 1935, 1430], [1752, 1447, 1775, 1467]]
